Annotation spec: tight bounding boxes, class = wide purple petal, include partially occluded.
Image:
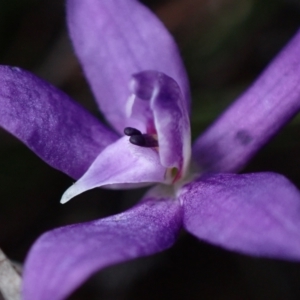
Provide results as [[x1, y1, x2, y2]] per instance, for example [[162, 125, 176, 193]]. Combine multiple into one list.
[[192, 30, 300, 173], [23, 194, 182, 300], [181, 172, 300, 260], [0, 66, 118, 179], [60, 136, 167, 203], [67, 0, 190, 133], [128, 71, 191, 177]]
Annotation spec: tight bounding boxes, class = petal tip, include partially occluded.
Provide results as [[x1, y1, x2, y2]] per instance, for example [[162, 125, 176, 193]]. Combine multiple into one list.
[[60, 184, 81, 204]]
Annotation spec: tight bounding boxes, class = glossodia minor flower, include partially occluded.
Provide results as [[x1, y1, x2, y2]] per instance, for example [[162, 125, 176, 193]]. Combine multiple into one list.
[[59, 70, 191, 204], [1, 1, 300, 300]]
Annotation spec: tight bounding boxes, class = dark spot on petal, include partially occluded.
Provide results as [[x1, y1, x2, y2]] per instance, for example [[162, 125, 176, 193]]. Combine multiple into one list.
[[235, 130, 253, 146], [10, 66, 21, 72]]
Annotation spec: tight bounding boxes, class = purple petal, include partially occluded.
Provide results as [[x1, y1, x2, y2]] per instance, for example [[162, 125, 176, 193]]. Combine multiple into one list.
[[23, 194, 182, 300], [0, 66, 118, 179], [192, 30, 300, 173], [181, 172, 300, 260], [61, 136, 167, 203], [67, 0, 190, 133], [128, 71, 191, 176]]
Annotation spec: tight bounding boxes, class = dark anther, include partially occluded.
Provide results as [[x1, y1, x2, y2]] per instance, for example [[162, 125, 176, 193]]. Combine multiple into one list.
[[124, 127, 142, 136], [129, 134, 158, 148], [125, 127, 158, 148], [129, 135, 146, 146]]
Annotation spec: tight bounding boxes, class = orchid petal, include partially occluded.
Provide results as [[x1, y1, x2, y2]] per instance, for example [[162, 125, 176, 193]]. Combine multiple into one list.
[[0, 66, 118, 179], [23, 195, 182, 300], [192, 30, 300, 173], [61, 136, 167, 203], [67, 0, 190, 133], [181, 172, 300, 260], [129, 71, 191, 176]]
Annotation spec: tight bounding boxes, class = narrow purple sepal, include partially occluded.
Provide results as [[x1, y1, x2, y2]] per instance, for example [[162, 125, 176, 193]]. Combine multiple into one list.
[[23, 195, 182, 300], [0, 66, 118, 179], [67, 0, 190, 133], [181, 172, 300, 260], [192, 30, 300, 173]]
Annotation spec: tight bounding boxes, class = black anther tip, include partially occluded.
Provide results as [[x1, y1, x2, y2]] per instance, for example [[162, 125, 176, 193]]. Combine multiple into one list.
[[129, 135, 146, 146], [124, 127, 142, 136]]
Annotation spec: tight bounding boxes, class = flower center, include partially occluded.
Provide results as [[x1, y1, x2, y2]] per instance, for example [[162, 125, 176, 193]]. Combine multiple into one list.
[[124, 126, 186, 184], [124, 127, 158, 148]]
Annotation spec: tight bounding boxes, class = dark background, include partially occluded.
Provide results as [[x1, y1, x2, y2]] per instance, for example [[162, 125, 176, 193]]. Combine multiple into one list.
[[1, 0, 300, 299]]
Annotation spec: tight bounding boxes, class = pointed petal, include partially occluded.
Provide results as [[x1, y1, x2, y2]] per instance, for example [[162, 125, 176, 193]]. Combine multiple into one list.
[[0, 66, 118, 179], [181, 172, 300, 260], [129, 71, 191, 176], [67, 0, 190, 133], [61, 136, 167, 203], [23, 194, 182, 300], [192, 30, 300, 173]]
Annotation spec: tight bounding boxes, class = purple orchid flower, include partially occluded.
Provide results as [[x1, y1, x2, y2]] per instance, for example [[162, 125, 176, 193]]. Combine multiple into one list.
[[1, 0, 300, 299]]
